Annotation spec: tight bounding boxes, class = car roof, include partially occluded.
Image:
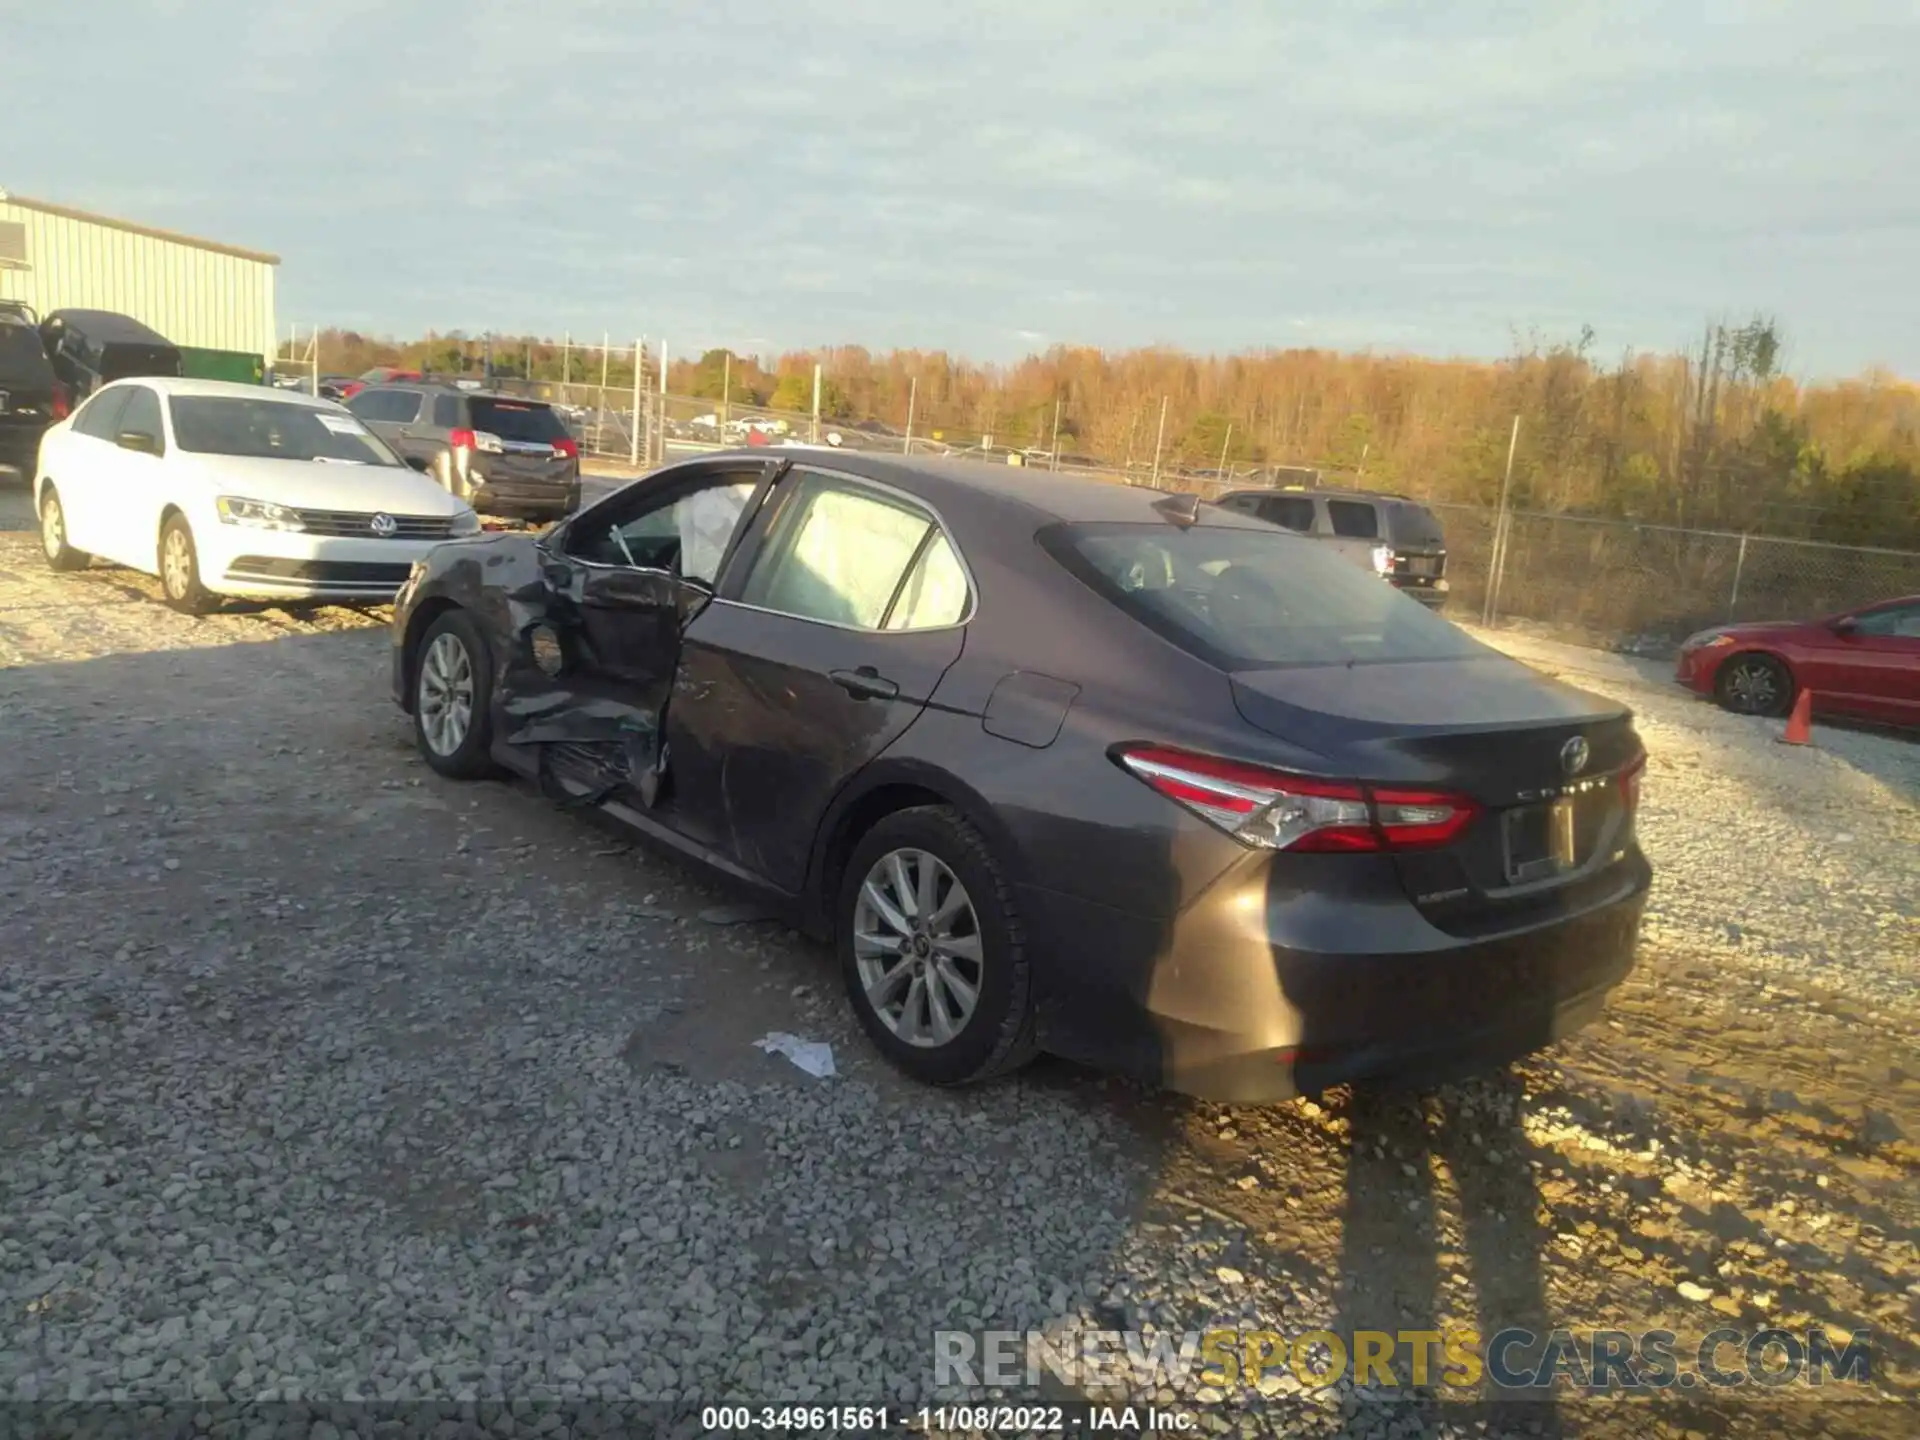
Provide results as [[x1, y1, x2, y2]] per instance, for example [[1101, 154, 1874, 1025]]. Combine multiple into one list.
[[43, 309, 176, 345], [98, 376, 340, 405], [696, 448, 1276, 529], [367, 380, 552, 404]]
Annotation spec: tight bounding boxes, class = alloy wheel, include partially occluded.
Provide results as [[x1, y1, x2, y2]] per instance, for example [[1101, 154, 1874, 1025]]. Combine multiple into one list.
[[161, 528, 194, 599], [40, 497, 64, 558], [852, 848, 984, 1048], [418, 632, 475, 756], [1725, 659, 1779, 714]]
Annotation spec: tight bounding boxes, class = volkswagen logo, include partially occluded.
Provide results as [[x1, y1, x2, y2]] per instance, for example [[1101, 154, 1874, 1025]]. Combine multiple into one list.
[[1560, 736, 1591, 777], [369, 513, 398, 538]]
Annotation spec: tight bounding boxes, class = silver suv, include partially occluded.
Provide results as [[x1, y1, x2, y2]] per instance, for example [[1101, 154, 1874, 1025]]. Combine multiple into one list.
[[1215, 486, 1450, 608], [346, 382, 582, 523]]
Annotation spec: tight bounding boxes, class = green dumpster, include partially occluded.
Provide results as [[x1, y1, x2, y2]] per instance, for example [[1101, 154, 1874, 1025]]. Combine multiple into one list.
[[178, 347, 266, 385]]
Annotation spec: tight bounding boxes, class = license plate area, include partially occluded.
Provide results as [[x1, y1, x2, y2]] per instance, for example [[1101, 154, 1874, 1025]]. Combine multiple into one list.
[[1408, 555, 1441, 577], [1503, 797, 1581, 884]]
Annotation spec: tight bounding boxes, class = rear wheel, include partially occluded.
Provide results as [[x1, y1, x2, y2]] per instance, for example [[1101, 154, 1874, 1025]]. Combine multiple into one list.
[[38, 485, 89, 572], [1715, 652, 1792, 717], [159, 515, 215, 614], [837, 806, 1038, 1087], [413, 609, 498, 779]]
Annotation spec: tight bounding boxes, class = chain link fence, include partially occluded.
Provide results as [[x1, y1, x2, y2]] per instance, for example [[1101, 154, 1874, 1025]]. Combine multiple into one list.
[[1429, 505, 1920, 651]]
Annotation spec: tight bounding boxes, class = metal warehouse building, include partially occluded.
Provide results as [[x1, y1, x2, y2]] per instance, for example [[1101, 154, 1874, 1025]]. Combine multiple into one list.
[[0, 188, 278, 363]]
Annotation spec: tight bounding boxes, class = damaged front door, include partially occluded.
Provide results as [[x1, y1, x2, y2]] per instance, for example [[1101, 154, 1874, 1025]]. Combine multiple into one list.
[[505, 462, 774, 810]]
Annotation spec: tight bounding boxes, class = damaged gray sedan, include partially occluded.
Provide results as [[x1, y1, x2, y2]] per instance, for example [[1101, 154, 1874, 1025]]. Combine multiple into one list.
[[390, 451, 1650, 1100]]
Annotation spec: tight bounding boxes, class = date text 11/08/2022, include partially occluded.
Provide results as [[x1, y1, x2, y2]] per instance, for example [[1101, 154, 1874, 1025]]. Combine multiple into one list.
[[700, 1405, 1197, 1432]]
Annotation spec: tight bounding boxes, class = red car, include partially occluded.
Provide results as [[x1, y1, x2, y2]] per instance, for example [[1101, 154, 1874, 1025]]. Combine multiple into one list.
[[1674, 594, 1920, 727], [336, 366, 422, 401]]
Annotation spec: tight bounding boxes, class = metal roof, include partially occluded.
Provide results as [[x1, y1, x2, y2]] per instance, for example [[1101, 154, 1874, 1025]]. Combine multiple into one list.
[[0, 190, 280, 266]]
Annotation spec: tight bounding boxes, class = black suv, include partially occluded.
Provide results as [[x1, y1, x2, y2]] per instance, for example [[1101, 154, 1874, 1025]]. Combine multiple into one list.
[[1215, 485, 1451, 608], [346, 381, 582, 522], [0, 303, 67, 481]]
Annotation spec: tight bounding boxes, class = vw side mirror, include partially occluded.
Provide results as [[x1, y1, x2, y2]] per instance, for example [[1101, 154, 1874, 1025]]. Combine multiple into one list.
[[115, 430, 158, 455]]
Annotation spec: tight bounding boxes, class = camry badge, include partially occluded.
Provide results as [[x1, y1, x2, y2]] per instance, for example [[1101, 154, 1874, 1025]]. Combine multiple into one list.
[[369, 513, 398, 537], [1560, 736, 1590, 777]]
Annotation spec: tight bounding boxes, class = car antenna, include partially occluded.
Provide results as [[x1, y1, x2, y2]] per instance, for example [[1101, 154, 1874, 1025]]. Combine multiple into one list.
[[1152, 492, 1204, 529]]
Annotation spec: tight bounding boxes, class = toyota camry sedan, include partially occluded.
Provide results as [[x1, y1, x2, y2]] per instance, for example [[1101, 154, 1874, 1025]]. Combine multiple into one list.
[[390, 452, 1651, 1102], [34, 377, 480, 611]]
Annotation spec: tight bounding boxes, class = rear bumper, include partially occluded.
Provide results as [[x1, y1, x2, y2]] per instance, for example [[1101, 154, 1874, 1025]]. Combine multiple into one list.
[[0, 428, 45, 474], [467, 465, 580, 521], [1389, 576, 1449, 608], [1023, 850, 1651, 1103]]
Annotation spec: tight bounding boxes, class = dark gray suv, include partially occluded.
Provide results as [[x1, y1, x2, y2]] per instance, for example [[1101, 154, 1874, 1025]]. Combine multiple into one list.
[[1216, 485, 1451, 609], [346, 382, 582, 523]]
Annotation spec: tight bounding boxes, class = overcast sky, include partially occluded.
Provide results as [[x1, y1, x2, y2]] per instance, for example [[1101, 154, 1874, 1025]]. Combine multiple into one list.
[[4, 0, 1915, 377]]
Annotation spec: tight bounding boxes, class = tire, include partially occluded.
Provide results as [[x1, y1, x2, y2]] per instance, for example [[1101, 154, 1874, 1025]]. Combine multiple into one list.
[[38, 485, 89, 572], [1715, 652, 1793, 717], [837, 805, 1038, 1087], [158, 513, 215, 614], [412, 609, 498, 779]]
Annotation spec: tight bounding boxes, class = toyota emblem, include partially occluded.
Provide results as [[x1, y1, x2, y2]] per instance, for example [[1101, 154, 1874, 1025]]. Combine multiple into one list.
[[369, 513, 398, 537], [1560, 736, 1590, 777]]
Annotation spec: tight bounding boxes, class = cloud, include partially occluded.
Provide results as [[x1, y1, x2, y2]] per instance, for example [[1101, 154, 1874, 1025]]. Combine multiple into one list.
[[0, 0, 1913, 375]]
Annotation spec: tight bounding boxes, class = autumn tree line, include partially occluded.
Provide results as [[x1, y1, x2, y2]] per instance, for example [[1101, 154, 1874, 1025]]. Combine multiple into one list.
[[310, 319, 1920, 551]]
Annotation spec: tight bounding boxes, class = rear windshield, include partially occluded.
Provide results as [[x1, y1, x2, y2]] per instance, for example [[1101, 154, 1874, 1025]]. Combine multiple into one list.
[[168, 396, 404, 467], [1386, 502, 1446, 548], [0, 322, 54, 386], [468, 398, 568, 443], [1041, 521, 1485, 669]]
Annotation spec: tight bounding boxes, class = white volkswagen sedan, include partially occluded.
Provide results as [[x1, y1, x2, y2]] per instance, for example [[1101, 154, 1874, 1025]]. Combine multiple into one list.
[[33, 377, 481, 611]]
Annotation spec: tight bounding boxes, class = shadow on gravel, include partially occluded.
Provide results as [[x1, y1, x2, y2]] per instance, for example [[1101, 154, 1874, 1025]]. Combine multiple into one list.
[[1335, 1076, 1565, 1437]]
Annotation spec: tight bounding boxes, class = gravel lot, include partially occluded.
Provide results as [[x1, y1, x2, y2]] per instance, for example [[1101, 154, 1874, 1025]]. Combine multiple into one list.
[[1, 480, 1915, 1439]]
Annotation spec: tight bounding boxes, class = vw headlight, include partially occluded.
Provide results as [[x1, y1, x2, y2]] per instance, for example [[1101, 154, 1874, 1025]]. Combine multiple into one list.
[[216, 496, 306, 531], [450, 507, 481, 536]]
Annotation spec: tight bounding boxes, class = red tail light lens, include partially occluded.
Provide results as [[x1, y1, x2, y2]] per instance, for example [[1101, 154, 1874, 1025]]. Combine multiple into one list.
[[1116, 745, 1478, 853], [551, 436, 579, 459], [1619, 753, 1646, 812], [448, 428, 477, 450], [52, 385, 70, 420]]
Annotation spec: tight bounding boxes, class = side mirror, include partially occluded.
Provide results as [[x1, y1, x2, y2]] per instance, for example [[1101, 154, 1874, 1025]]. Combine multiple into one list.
[[405, 455, 432, 472], [115, 430, 158, 455], [1831, 616, 1860, 636]]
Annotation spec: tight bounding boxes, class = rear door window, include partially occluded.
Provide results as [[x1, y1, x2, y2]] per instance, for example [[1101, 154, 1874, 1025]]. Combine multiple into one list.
[[1041, 521, 1483, 669], [468, 398, 568, 443], [1326, 500, 1381, 539], [431, 394, 464, 428], [118, 386, 166, 453], [72, 386, 132, 440], [1259, 495, 1317, 532]]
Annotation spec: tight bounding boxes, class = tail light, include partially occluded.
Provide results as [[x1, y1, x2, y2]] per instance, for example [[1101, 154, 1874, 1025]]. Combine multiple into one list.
[[448, 427, 476, 451], [1620, 753, 1646, 813], [448, 428, 505, 454], [51, 384, 70, 420], [1116, 745, 1478, 853], [551, 436, 579, 459]]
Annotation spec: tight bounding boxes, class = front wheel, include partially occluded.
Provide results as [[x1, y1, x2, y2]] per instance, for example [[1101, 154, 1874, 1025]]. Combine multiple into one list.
[[413, 609, 498, 778], [159, 514, 215, 614], [1715, 652, 1792, 717], [39, 485, 89, 572], [837, 806, 1038, 1087]]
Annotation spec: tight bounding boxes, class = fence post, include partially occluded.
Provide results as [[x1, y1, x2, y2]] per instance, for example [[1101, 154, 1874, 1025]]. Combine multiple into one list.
[[1150, 395, 1169, 488], [1482, 414, 1521, 626], [1728, 532, 1749, 623], [811, 364, 821, 445], [657, 341, 668, 467], [629, 338, 643, 467], [1050, 398, 1062, 471], [903, 376, 917, 454]]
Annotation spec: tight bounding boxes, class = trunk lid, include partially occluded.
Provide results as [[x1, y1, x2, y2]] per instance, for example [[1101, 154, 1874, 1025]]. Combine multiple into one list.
[[1230, 655, 1642, 931]]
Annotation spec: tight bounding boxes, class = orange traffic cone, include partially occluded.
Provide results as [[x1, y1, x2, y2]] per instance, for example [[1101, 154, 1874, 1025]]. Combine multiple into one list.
[[1779, 688, 1813, 746]]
